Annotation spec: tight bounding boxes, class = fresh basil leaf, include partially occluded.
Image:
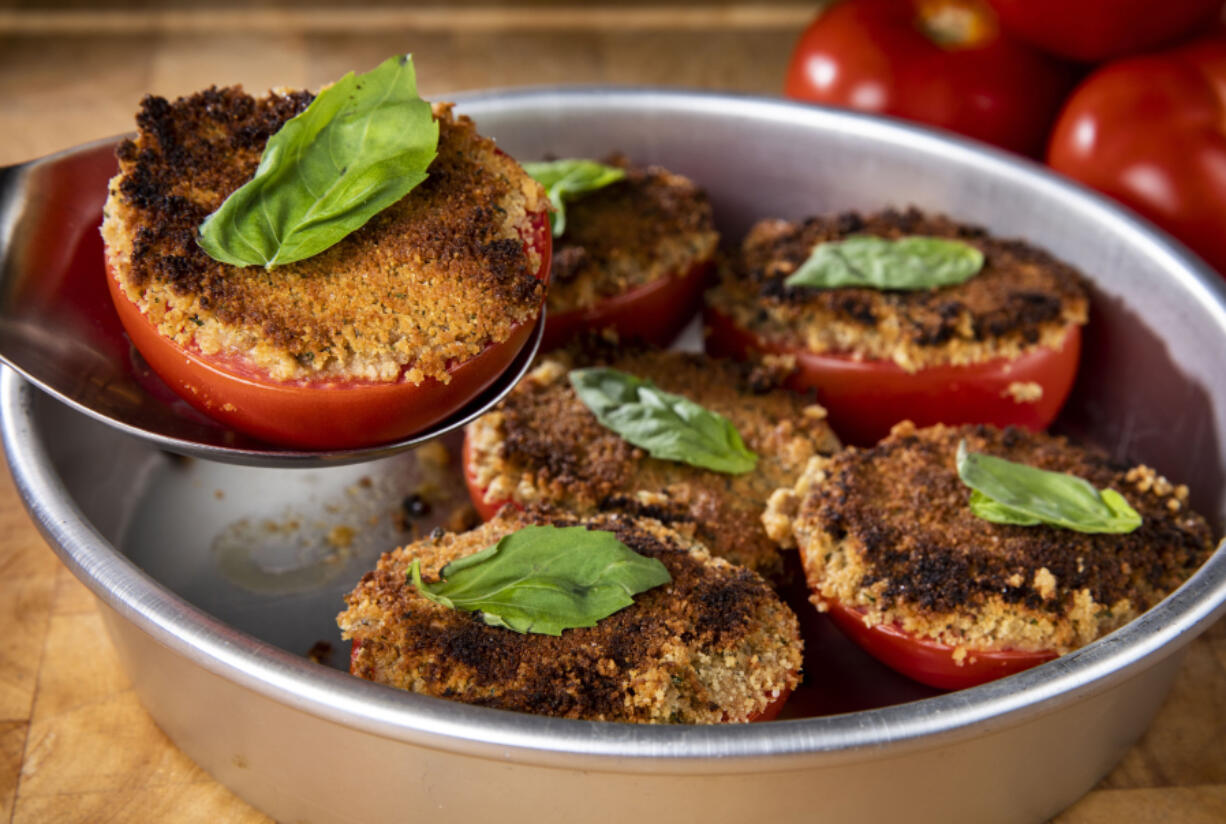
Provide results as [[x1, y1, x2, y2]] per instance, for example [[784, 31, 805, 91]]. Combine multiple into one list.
[[197, 54, 439, 269], [967, 490, 1043, 526], [568, 367, 759, 474], [408, 524, 671, 635], [521, 159, 625, 237], [784, 235, 984, 291], [957, 440, 1142, 534]]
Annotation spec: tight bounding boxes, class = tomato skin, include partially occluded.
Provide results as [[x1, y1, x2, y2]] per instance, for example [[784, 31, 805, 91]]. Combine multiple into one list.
[[824, 600, 1057, 690], [783, 0, 1077, 157], [107, 211, 551, 450], [986, 0, 1222, 63], [542, 258, 713, 351], [703, 306, 1081, 447], [1048, 34, 1226, 278]]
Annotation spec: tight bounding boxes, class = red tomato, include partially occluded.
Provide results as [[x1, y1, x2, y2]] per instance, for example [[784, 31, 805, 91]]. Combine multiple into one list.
[[461, 430, 517, 521], [541, 258, 713, 351], [986, 0, 1222, 63], [107, 211, 551, 450], [703, 306, 1081, 447], [1048, 33, 1226, 277], [784, 0, 1077, 157], [824, 600, 1057, 690]]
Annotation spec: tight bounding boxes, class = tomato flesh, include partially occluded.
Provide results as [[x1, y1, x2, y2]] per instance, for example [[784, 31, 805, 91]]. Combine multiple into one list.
[[542, 257, 713, 351], [107, 210, 551, 449], [461, 429, 520, 520], [824, 600, 1057, 690], [703, 305, 1081, 446]]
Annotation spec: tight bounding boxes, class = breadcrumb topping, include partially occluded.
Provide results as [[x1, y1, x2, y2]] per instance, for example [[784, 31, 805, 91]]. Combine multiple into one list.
[[547, 155, 717, 316], [465, 344, 842, 582], [102, 86, 545, 384], [705, 207, 1089, 372], [338, 507, 802, 723], [765, 422, 1216, 658]]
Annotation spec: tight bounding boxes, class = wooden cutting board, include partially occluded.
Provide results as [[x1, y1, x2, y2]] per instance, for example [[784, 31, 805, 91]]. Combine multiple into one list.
[[0, 6, 1223, 821]]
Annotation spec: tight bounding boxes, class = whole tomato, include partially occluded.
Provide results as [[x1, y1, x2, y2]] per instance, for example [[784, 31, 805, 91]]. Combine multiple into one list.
[[986, 0, 1222, 63], [1048, 33, 1226, 276], [784, 0, 1077, 156]]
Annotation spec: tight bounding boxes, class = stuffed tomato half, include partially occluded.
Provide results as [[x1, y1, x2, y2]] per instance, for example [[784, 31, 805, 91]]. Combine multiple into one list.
[[103, 67, 550, 450], [703, 208, 1086, 446]]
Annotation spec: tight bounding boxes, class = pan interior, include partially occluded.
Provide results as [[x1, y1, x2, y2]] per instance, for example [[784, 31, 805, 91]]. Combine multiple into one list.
[[11, 90, 1226, 760]]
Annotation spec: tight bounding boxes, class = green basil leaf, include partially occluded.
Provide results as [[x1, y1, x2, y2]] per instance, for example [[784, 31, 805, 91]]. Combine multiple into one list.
[[521, 159, 625, 237], [957, 440, 1143, 534], [408, 524, 672, 635], [197, 54, 439, 269], [967, 490, 1043, 526], [568, 367, 759, 474], [783, 235, 984, 291]]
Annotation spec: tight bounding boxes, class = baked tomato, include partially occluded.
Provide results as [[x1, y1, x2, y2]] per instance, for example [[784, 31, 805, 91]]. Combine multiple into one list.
[[703, 305, 1081, 447], [784, 0, 1077, 156], [353, 639, 792, 722], [541, 258, 713, 351], [461, 430, 516, 521], [107, 211, 551, 450], [986, 0, 1222, 62], [1048, 33, 1226, 277], [824, 600, 1057, 690]]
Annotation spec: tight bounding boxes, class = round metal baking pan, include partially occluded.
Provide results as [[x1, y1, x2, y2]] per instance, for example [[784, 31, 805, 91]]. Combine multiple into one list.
[[5, 88, 1226, 824]]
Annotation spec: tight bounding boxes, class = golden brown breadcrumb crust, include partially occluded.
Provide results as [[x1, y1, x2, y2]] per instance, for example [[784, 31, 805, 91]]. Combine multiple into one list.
[[765, 422, 1217, 659], [705, 207, 1089, 372], [466, 344, 842, 582], [547, 155, 717, 316], [102, 86, 545, 383], [338, 508, 802, 723]]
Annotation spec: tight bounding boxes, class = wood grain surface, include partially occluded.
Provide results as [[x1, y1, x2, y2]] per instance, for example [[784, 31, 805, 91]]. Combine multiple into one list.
[[0, 5, 1224, 822]]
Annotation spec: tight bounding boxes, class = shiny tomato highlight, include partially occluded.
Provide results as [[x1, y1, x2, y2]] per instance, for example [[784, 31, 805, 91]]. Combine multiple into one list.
[[784, 0, 1077, 156], [824, 600, 1058, 690], [108, 211, 551, 450], [703, 306, 1081, 446], [541, 258, 713, 351]]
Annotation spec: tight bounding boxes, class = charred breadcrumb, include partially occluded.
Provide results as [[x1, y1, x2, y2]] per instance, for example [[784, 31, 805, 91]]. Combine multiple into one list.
[[765, 422, 1217, 660], [338, 507, 802, 723], [466, 344, 842, 582], [546, 154, 717, 316], [705, 207, 1089, 372], [102, 86, 546, 384]]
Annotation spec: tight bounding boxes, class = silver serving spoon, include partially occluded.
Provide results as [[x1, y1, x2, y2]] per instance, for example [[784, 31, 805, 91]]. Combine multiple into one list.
[[0, 137, 540, 468]]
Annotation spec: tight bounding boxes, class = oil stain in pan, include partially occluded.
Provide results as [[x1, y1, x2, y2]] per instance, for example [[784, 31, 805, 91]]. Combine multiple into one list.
[[210, 441, 469, 595]]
